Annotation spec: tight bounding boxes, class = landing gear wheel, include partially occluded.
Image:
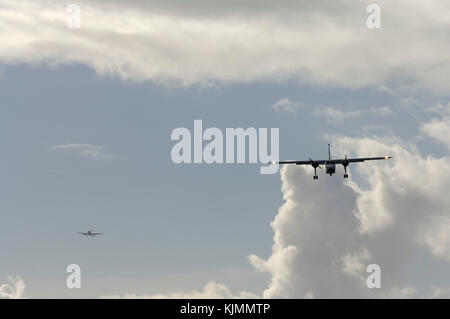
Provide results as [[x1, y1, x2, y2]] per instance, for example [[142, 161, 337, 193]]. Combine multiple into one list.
[[313, 175, 318, 180], [344, 174, 348, 178]]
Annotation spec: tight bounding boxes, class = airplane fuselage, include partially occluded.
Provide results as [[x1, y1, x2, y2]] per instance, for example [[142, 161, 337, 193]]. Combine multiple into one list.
[[325, 143, 335, 176], [325, 162, 336, 176]]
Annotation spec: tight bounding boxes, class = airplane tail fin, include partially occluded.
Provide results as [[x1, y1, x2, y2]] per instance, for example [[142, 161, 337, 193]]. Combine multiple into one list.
[[328, 143, 331, 160]]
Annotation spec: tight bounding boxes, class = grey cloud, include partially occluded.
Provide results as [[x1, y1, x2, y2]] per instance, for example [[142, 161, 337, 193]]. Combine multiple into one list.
[[1, 0, 450, 92]]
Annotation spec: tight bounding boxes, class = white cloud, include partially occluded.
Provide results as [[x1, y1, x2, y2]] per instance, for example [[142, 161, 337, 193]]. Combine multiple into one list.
[[272, 100, 394, 122], [427, 287, 450, 298], [100, 281, 260, 299], [382, 286, 418, 299], [272, 96, 394, 120], [313, 106, 393, 123], [421, 117, 450, 151], [1, 0, 450, 92], [0, 276, 25, 299], [314, 106, 362, 122], [249, 129, 450, 298], [340, 248, 371, 281], [52, 144, 116, 160], [272, 98, 302, 113]]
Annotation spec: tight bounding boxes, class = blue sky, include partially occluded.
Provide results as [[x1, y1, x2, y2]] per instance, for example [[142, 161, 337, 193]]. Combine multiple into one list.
[[1, 0, 450, 298]]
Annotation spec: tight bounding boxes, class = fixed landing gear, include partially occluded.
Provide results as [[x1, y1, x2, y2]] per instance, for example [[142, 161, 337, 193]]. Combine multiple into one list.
[[310, 159, 321, 180], [343, 156, 349, 179]]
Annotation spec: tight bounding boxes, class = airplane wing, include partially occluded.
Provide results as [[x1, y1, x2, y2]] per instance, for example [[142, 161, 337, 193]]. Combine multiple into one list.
[[78, 232, 87, 235], [330, 156, 392, 164], [272, 156, 391, 165], [271, 160, 327, 165], [92, 233, 104, 236]]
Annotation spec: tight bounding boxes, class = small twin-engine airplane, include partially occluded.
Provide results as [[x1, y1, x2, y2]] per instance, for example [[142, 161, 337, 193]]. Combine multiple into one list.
[[78, 230, 104, 237], [270, 143, 392, 180]]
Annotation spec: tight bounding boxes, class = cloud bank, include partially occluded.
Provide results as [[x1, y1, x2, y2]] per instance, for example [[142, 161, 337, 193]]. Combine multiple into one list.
[[1, 0, 450, 92]]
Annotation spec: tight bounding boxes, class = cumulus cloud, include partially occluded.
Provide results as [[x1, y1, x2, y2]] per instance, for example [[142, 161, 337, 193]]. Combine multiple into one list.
[[52, 144, 116, 160], [100, 281, 260, 299], [249, 126, 450, 297], [0, 276, 26, 299], [1, 0, 450, 92]]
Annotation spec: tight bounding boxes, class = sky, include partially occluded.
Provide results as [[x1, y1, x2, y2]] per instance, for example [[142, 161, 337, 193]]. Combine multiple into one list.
[[1, 0, 450, 298]]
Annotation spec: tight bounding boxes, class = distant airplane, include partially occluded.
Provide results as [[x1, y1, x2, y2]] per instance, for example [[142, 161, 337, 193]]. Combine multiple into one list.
[[270, 143, 392, 180], [78, 230, 104, 237]]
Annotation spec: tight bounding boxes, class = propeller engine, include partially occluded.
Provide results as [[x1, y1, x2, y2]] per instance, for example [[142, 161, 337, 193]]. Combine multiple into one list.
[[342, 155, 349, 178], [309, 158, 321, 180]]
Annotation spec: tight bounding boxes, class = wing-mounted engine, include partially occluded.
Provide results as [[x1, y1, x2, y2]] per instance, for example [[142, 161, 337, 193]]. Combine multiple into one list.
[[308, 158, 321, 180], [342, 155, 349, 178]]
